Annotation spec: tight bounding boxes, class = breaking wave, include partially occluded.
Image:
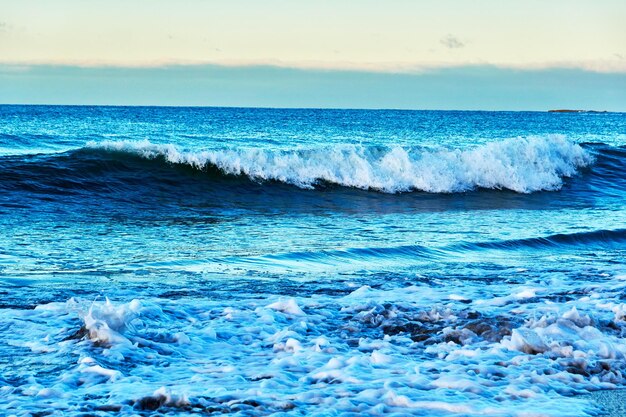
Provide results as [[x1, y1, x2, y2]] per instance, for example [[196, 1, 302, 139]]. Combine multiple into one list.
[[84, 135, 592, 193]]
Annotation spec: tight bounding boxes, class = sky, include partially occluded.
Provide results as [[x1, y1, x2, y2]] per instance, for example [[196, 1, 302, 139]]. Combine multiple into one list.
[[1, 0, 625, 110]]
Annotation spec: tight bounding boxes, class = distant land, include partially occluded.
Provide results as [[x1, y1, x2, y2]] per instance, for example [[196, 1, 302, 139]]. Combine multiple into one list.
[[548, 109, 609, 113]]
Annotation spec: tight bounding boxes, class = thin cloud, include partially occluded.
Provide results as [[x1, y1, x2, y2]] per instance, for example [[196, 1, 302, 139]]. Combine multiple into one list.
[[440, 34, 465, 49], [1, 57, 625, 75]]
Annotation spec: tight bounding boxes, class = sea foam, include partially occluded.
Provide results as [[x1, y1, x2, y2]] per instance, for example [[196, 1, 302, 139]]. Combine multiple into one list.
[[86, 135, 592, 193], [5, 276, 624, 416]]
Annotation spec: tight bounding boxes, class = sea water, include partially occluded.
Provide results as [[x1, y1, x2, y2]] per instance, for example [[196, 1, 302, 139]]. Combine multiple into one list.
[[1, 106, 625, 416]]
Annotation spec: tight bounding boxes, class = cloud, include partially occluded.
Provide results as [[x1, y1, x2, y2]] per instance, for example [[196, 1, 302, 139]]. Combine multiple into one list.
[[1, 56, 626, 75], [0, 21, 13, 35], [440, 34, 465, 49], [1, 63, 625, 111]]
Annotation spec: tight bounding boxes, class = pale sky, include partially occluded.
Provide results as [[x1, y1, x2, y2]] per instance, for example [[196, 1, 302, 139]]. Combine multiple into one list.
[[2, 0, 625, 71], [1, 1, 625, 109]]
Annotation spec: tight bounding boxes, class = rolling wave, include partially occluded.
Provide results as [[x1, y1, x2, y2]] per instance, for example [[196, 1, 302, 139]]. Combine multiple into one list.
[[458, 228, 626, 251], [4, 137, 626, 211], [84, 136, 592, 193], [197, 228, 626, 275], [217, 226, 623, 273]]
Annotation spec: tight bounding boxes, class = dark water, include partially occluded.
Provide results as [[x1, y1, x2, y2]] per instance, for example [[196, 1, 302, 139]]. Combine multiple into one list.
[[1, 105, 626, 416]]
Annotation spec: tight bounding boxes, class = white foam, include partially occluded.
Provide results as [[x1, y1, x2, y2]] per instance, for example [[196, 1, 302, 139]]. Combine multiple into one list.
[[266, 298, 306, 316], [86, 135, 592, 193], [81, 298, 143, 346], [3, 274, 624, 416], [79, 364, 122, 382]]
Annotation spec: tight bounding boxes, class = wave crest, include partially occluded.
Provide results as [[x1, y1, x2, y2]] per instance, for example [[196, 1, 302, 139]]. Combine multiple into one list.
[[86, 136, 592, 193]]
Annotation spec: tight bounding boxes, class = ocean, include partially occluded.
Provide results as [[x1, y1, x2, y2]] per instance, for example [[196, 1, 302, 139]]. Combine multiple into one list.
[[1, 105, 625, 416]]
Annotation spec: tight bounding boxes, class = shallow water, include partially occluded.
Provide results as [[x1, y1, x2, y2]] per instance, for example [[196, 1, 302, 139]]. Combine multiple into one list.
[[1, 106, 626, 416]]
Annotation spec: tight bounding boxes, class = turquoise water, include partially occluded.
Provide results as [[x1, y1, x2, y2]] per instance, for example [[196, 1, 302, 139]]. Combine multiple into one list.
[[1, 106, 626, 416]]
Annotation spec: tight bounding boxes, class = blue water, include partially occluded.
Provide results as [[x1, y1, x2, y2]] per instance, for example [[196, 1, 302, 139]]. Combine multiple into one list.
[[1, 105, 626, 416]]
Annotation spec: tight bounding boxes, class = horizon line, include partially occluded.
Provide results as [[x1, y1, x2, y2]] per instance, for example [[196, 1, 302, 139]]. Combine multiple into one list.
[[2, 60, 626, 75], [1, 103, 622, 114]]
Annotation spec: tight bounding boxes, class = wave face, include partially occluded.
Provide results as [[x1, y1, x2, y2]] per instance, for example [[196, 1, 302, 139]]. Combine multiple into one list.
[[85, 136, 592, 193]]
